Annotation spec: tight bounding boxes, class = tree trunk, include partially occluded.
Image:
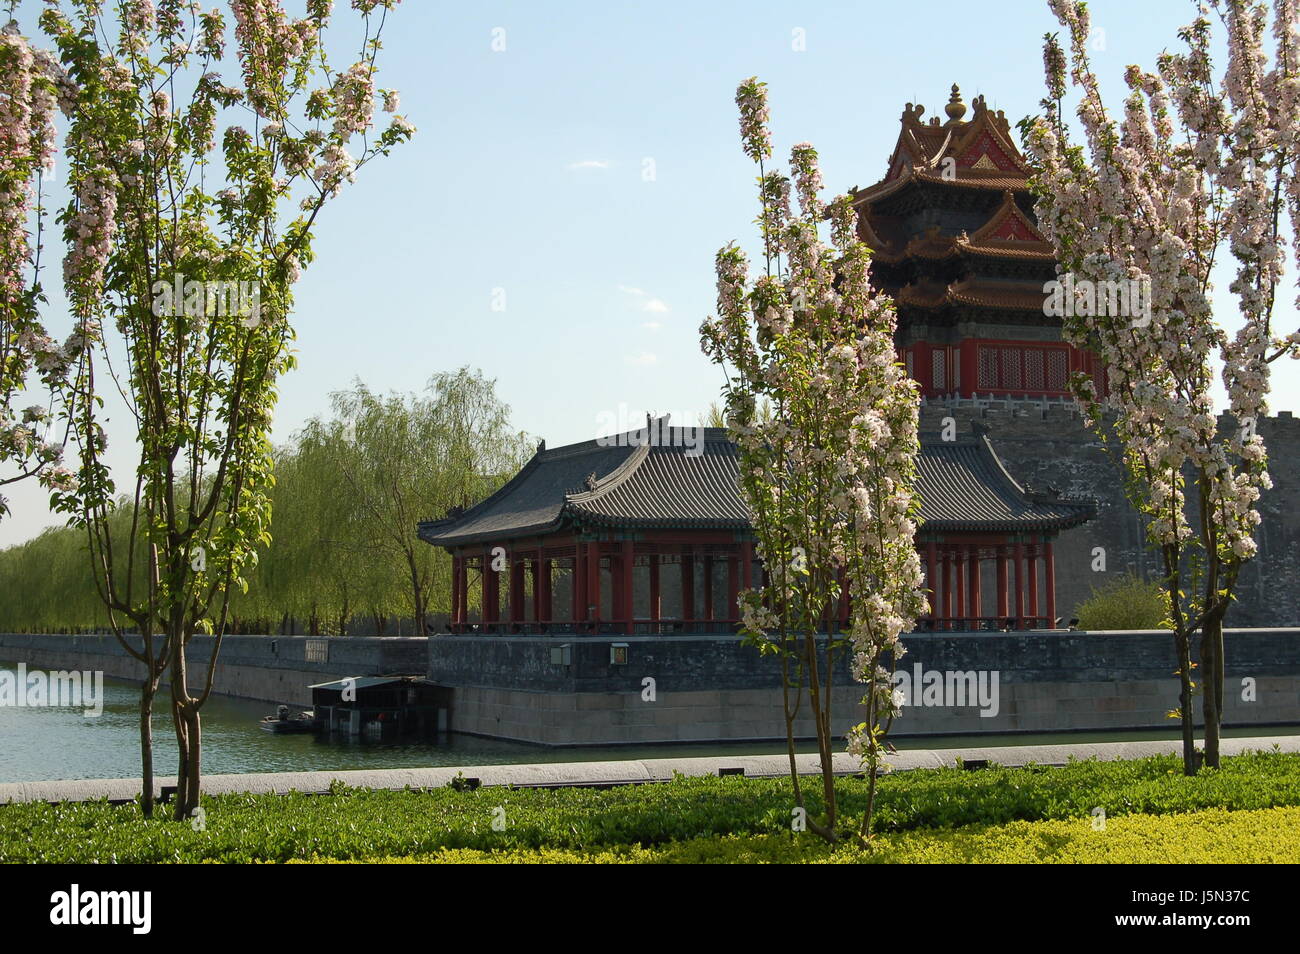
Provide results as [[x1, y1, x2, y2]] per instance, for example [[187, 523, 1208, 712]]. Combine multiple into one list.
[[1175, 631, 1197, 776], [409, 561, 427, 637], [802, 630, 837, 838], [169, 648, 204, 821], [1202, 613, 1225, 769], [139, 677, 157, 818]]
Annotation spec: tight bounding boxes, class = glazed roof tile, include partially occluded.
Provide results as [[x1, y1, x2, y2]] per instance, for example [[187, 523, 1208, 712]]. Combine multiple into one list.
[[418, 422, 1094, 547]]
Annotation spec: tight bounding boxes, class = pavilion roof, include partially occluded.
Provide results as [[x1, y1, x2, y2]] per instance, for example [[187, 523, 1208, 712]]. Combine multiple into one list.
[[417, 420, 1094, 548]]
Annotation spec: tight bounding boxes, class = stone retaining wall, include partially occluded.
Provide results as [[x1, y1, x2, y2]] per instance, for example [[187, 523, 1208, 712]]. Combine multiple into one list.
[[429, 630, 1300, 745]]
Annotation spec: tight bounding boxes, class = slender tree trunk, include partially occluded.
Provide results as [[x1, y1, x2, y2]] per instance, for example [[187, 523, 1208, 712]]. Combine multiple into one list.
[[1202, 612, 1226, 769], [139, 677, 157, 818], [170, 669, 203, 819], [1175, 631, 1197, 776], [172, 691, 189, 818], [409, 556, 427, 637], [803, 630, 837, 839], [779, 636, 803, 809]]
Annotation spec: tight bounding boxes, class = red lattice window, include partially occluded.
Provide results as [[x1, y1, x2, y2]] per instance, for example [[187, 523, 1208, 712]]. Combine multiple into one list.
[[1047, 350, 1068, 390], [931, 350, 946, 391], [977, 345, 1072, 394], [1025, 349, 1045, 391], [1000, 348, 1022, 389], [978, 348, 999, 389]]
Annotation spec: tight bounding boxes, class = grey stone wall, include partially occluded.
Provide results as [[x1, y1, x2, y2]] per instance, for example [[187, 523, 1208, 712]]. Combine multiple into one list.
[[428, 630, 1300, 693], [428, 630, 1300, 745], [920, 401, 1300, 627]]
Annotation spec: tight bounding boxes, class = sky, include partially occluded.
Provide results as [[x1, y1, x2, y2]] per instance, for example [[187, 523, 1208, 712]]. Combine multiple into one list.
[[1, 0, 1296, 547]]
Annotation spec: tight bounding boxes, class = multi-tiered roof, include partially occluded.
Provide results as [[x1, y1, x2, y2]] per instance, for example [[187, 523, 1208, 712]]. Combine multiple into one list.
[[852, 86, 1102, 399]]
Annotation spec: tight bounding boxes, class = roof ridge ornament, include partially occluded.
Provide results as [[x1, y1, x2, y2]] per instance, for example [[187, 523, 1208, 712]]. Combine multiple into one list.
[[945, 84, 967, 124], [584, 472, 598, 491]]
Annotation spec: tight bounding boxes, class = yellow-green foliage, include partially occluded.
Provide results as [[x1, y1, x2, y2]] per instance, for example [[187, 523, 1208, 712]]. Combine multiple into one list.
[[1075, 573, 1171, 631], [332, 806, 1300, 864]]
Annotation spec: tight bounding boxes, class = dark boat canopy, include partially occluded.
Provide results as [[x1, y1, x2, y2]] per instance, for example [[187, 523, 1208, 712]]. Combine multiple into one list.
[[418, 420, 1094, 548]]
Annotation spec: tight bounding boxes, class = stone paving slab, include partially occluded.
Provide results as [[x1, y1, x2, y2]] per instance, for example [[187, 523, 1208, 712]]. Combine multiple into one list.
[[1, 735, 1296, 805]]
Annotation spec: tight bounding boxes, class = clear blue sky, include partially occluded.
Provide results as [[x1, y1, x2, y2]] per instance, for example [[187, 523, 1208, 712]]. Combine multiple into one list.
[[1, 0, 1295, 546]]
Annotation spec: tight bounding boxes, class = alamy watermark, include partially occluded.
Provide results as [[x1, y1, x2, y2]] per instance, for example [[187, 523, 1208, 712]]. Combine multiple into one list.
[[50, 885, 150, 934], [0, 663, 104, 716], [892, 664, 1000, 718], [595, 406, 705, 458], [1043, 273, 1152, 327], [151, 273, 262, 328]]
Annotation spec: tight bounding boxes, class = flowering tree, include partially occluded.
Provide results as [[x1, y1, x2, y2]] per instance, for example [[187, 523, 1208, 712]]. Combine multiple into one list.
[[0, 20, 77, 518], [1023, 0, 1298, 772], [11, 0, 413, 819], [700, 78, 925, 843]]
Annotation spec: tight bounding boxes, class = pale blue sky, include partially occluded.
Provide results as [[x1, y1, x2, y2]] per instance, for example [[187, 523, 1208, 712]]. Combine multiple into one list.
[[2, 0, 1295, 546]]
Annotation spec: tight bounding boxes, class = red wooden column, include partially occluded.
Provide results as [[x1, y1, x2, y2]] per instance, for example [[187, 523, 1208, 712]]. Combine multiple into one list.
[[702, 554, 714, 621], [681, 549, 695, 625], [1045, 539, 1057, 626], [573, 543, 586, 629], [587, 541, 602, 630], [461, 555, 471, 627], [741, 540, 753, 591], [996, 545, 1009, 619], [529, 552, 542, 625], [926, 540, 939, 620], [509, 556, 525, 627], [620, 539, 635, 635], [1014, 539, 1026, 628], [959, 339, 978, 398], [969, 549, 982, 624], [1027, 543, 1040, 626], [450, 554, 461, 629], [542, 555, 553, 624], [955, 547, 967, 629], [727, 550, 739, 624], [483, 548, 500, 625], [942, 549, 954, 627], [648, 553, 661, 624]]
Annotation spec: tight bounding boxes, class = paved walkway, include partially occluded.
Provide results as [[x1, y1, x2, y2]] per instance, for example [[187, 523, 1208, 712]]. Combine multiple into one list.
[[2, 735, 1296, 805]]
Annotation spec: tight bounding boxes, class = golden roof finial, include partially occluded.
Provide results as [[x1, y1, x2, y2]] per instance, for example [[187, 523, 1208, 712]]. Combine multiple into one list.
[[945, 84, 967, 123]]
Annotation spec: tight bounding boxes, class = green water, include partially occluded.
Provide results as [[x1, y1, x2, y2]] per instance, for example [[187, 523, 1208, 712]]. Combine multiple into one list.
[[1, 661, 1294, 783]]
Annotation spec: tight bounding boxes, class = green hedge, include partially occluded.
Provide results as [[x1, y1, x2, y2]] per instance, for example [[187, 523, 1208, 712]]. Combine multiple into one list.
[[2, 750, 1298, 864]]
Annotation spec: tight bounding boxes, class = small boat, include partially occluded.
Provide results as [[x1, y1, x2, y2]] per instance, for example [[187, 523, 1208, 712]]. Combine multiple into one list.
[[259, 705, 316, 734]]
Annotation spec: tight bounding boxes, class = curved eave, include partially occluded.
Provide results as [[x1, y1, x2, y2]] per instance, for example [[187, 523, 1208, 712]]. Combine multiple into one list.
[[955, 241, 1056, 262], [418, 516, 566, 550], [920, 506, 1095, 534], [566, 511, 753, 532]]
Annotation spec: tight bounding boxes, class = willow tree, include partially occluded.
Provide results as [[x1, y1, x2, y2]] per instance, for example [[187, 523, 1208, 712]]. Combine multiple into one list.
[[1023, 0, 1298, 772], [700, 79, 925, 843], [33, 0, 412, 819], [327, 369, 530, 636], [288, 413, 402, 634]]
